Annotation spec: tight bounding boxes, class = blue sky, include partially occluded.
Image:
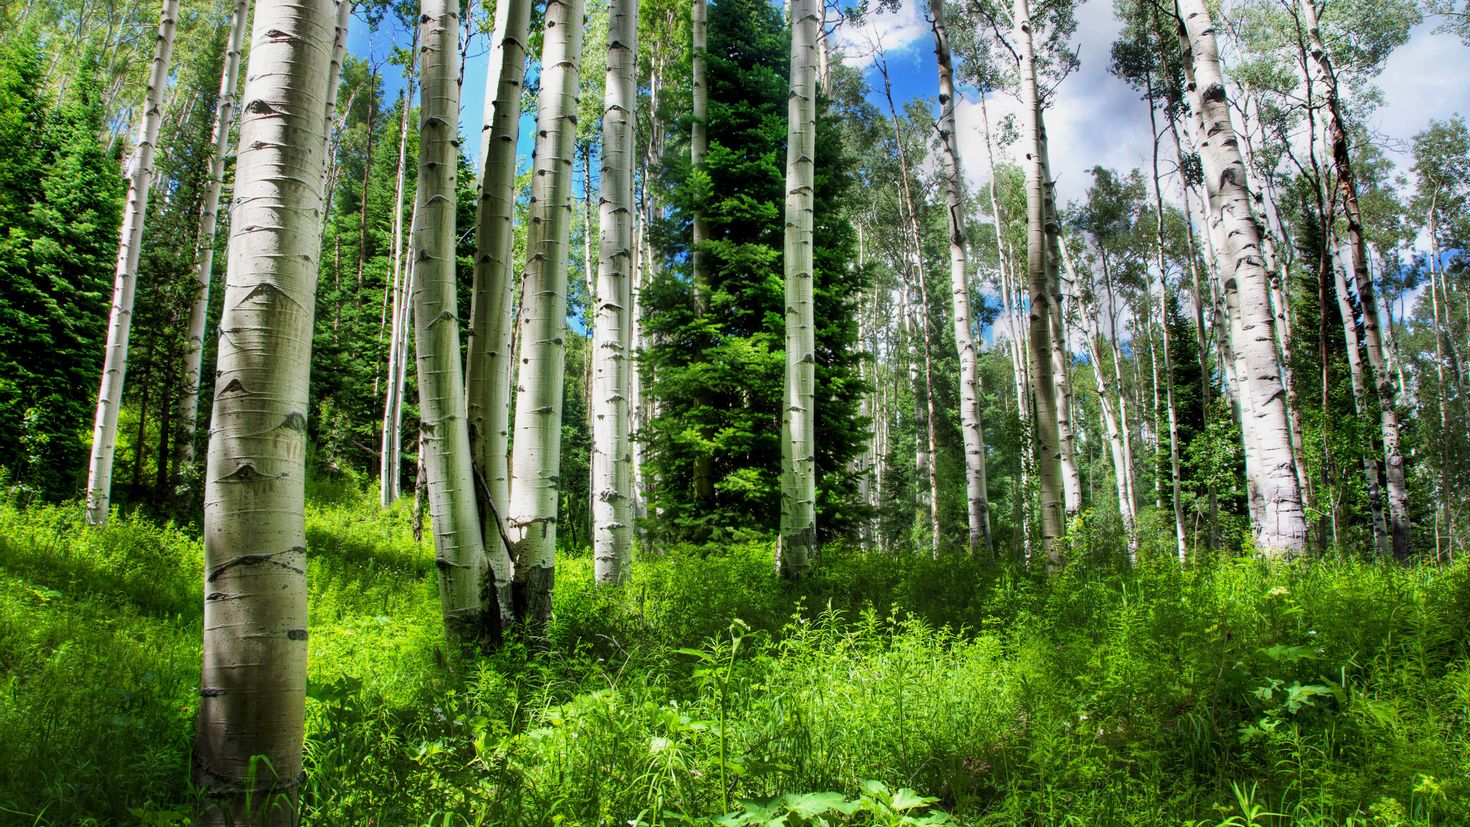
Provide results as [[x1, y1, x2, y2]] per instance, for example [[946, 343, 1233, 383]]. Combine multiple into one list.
[[346, 0, 1468, 227]]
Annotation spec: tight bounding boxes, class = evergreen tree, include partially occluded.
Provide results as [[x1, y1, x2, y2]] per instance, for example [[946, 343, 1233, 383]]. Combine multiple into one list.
[[641, 0, 869, 543], [0, 39, 123, 498]]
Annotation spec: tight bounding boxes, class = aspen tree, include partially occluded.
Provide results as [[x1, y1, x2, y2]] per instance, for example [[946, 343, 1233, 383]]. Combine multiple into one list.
[[381, 33, 419, 506], [1176, 0, 1308, 556], [592, 0, 638, 583], [193, 0, 336, 819], [1298, 0, 1411, 558], [780, 0, 819, 576], [929, 0, 993, 557], [876, 49, 940, 551], [177, 0, 249, 473], [508, 0, 585, 623], [411, 0, 495, 639], [84, 0, 179, 526], [466, 0, 530, 620], [689, 0, 715, 505], [1015, 0, 1064, 562]]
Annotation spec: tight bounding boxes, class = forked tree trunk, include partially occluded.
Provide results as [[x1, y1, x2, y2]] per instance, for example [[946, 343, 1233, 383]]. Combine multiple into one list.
[[381, 37, 418, 507], [411, 0, 497, 641], [176, 0, 248, 475], [85, 0, 179, 526], [1015, 0, 1064, 564], [779, 0, 819, 577], [591, 0, 638, 584], [1177, 0, 1308, 556], [466, 0, 530, 621], [193, 0, 336, 820], [507, 0, 585, 624], [929, 0, 993, 557]]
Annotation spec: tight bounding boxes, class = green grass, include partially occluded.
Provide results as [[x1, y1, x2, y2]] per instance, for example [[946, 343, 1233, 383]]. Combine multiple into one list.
[[1, 479, 1467, 825]]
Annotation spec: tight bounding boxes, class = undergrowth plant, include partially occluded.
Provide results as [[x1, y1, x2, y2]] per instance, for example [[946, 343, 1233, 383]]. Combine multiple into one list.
[[1, 481, 1467, 825]]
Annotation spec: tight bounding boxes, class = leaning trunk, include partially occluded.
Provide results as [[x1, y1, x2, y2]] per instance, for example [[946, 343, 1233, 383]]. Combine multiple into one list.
[[193, 0, 335, 820], [85, 0, 180, 525], [1298, 0, 1410, 559]]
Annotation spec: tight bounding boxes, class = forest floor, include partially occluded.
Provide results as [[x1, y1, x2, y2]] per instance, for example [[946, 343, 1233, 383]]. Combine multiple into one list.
[[1, 475, 1467, 826]]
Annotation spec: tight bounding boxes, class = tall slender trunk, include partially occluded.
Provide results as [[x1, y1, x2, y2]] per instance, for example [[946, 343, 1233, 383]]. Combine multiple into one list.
[[411, 0, 495, 641], [193, 0, 335, 819], [1043, 173, 1082, 518], [1177, 0, 1308, 556], [177, 0, 248, 476], [381, 38, 419, 507], [591, 0, 638, 584], [1296, 0, 1409, 555], [466, 0, 530, 615], [1084, 300, 1138, 560], [1330, 247, 1391, 554], [507, 0, 585, 624], [85, 0, 179, 526], [1149, 105, 1187, 562], [780, 0, 819, 576], [689, 0, 715, 505], [877, 55, 940, 552], [982, 91, 1035, 560], [357, 68, 378, 287], [929, 0, 993, 556], [900, 280, 940, 551], [1015, 0, 1063, 563]]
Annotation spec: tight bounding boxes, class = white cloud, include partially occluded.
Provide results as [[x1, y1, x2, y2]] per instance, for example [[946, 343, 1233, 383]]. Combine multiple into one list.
[[830, 0, 931, 69], [951, 0, 1156, 208]]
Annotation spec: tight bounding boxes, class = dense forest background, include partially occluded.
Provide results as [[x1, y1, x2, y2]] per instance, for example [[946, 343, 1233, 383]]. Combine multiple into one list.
[[1, 0, 1469, 823]]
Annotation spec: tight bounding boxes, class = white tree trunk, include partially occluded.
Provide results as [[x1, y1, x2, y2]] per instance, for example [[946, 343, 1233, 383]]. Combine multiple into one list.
[[877, 54, 940, 552], [929, 0, 993, 557], [688, 0, 716, 504], [1298, 0, 1411, 558], [193, 0, 335, 819], [1015, 0, 1064, 563], [410, 0, 495, 640], [779, 0, 819, 577], [85, 0, 179, 526], [380, 46, 417, 507], [466, 0, 530, 621], [507, 0, 585, 624], [176, 0, 249, 475], [591, 0, 638, 584], [1178, 0, 1308, 556]]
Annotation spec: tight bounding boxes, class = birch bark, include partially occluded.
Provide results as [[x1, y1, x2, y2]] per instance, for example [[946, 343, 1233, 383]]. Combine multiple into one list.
[[1177, 0, 1308, 556], [1298, 0, 1411, 558], [929, 0, 993, 556], [592, 0, 638, 583], [411, 0, 496, 640], [507, 0, 585, 623], [194, 0, 335, 819], [177, 0, 249, 474], [466, 0, 530, 618], [85, 0, 179, 526], [779, 0, 819, 576], [1016, 0, 1064, 562]]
